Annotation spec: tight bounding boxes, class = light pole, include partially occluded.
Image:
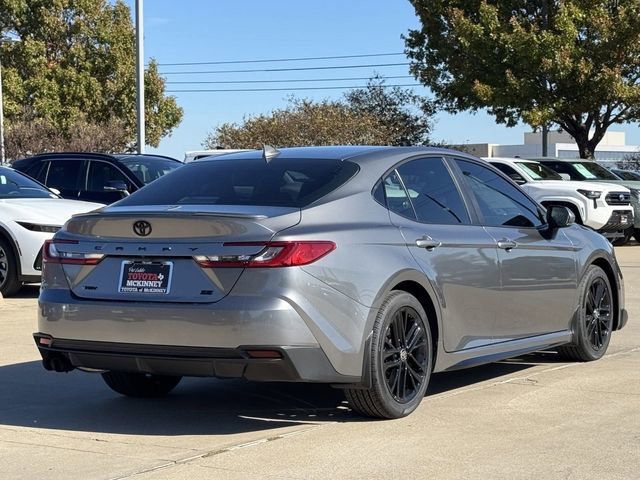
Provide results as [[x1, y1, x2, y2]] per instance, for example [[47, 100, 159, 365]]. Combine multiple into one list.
[[0, 35, 20, 164], [135, 0, 145, 154]]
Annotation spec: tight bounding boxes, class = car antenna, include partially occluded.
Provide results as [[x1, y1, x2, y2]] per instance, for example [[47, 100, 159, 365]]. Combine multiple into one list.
[[262, 144, 280, 164]]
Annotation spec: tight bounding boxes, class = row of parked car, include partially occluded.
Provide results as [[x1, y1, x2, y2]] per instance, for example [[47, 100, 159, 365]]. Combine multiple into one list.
[[0, 149, 638, 298]]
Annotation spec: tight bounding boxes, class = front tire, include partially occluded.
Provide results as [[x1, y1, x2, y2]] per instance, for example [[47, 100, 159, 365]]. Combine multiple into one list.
[[345, 291, 433, 419], [0, 238, 21, 297], [557, 265, 614, 362], [102, 371, 182, 397], [611, 228, 633, 246]]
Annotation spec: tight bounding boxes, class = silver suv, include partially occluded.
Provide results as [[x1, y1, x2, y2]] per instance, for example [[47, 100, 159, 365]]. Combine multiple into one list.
[[35, 147, 627, 418]]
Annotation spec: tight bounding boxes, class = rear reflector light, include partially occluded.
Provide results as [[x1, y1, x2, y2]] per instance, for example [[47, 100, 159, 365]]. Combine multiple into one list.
[[194, 241, 336, 268], [43, 239, 104, 265]]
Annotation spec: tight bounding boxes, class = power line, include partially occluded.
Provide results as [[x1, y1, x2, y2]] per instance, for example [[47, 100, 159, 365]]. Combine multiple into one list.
[[166, 83, 421, 93], [156, 52, 405, 67], [166, 75, 413, 85], [160, 62, 410, 75]]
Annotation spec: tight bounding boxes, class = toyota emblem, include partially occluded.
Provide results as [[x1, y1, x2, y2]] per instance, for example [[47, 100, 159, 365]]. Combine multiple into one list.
[[619, 194, 625, 202], [133, 220, 152, 237]]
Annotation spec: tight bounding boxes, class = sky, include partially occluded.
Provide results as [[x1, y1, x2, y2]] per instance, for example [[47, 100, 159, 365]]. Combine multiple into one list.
[[123, 0, 640, 160]]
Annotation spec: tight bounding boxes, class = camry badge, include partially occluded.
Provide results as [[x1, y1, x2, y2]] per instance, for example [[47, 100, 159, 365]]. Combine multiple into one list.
[[133, 220, 152, 237]]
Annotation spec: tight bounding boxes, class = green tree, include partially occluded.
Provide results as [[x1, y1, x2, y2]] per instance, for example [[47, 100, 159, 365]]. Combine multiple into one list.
[[345, 75, 435, 145], [205, 78, 435, 149], [205, 98, 394, 149], [405, 0, 640, 158], [0, 0, 182, 156]]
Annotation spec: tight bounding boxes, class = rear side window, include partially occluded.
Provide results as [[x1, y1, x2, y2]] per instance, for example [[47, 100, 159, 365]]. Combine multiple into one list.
[[116, 158, 359, 208], [46, 160, 85, 190]]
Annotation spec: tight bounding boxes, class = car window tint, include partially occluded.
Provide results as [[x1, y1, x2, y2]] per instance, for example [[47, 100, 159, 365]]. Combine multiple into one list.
[[382, 170, 416, 220], [117, 157, 180, 184], [455, 159, 542, 228], [46, 160, 84, 191], [87, 162, 131, 192], [372, 180, 385, 206], [543, 161, 577, 179], [116, 158, 359, 208], [396, 158, 469, 224], [24, 161, 48, 183], [491, 163, 526, 183]]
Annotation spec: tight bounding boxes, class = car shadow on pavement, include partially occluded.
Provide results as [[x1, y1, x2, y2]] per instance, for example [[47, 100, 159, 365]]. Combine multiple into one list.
[[0, 354, 552, 434]]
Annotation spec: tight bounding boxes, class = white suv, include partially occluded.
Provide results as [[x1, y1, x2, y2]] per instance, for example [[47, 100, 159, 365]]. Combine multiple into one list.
[[487, 158, 633, 240]]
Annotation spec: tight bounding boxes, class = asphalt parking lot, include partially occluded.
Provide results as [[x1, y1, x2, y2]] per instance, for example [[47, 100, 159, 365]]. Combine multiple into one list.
[[1, 247, 639, 480]]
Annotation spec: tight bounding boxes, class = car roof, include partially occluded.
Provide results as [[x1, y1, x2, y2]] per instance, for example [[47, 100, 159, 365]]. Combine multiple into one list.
[[528, 157, 591, 162], [113, 154, 181, 163], [14, 152, 180, 164], [199, 145, 481, 164], [485, 157, 539, 164]]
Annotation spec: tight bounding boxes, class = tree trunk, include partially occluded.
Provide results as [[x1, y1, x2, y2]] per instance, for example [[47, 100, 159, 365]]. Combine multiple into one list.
[[577, 141, 595, 159]]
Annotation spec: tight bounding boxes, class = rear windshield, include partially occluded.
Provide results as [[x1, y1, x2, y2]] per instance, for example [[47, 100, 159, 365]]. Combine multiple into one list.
[[116, 158, 359, 208]]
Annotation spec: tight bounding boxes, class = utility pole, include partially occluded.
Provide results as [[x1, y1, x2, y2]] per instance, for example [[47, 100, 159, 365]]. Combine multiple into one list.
[[0, 35, 20, 164], [135, 0, 145, 154], [0, 50, 5, 164]]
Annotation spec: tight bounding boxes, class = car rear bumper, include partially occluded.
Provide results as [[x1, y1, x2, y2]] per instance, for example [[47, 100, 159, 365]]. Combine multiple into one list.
[[33, 334, 355, 382]]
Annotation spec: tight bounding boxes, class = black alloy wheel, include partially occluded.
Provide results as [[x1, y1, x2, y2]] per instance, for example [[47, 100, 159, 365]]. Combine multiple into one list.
[[345, 291, 433, 419], [584, 278, 613, 352], [382, 306, 429, 404], [557, 265, 614, 362]]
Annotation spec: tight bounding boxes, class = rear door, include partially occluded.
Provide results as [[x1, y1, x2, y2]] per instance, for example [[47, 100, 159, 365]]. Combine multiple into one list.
[[384, 156, 501, 352], [451, 158, 578, 340]]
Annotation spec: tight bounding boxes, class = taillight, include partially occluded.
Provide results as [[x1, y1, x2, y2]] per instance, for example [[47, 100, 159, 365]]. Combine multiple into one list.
[[194, 241, 336, 268], [43, 239, 104, 265]]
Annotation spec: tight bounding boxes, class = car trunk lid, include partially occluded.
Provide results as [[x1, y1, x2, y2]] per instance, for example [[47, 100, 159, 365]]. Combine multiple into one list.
[[56, 205, 300, 303]]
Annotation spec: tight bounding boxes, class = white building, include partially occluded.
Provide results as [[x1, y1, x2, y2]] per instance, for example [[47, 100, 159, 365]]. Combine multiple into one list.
[[458, 130, 640, 161]]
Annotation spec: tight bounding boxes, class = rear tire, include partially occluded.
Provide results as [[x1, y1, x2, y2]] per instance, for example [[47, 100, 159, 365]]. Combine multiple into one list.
[[102, 371, 182, 397], [345, 291, 433, 419], [557, 265, 613, 362], [0, 238, 21, 297], [634, 229, 640, 243]]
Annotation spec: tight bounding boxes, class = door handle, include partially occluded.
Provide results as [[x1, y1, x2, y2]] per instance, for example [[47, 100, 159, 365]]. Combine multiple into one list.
[[497, 239, 517, 250], [416, 236, 442, 251]]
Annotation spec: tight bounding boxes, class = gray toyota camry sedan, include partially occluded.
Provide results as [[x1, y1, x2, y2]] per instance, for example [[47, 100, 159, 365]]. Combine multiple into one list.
[[35, 146, 627, 419]]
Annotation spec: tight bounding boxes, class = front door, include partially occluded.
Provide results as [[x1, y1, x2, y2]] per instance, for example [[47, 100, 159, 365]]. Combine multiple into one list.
[[452, 158, 578, 341]]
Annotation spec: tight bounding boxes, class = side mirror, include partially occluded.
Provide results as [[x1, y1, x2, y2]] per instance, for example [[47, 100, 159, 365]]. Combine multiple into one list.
[[508, 173, 526, 185], [547, 205, 575, 229], [104, 180, 128, 192], [558, 173, 571, 181]]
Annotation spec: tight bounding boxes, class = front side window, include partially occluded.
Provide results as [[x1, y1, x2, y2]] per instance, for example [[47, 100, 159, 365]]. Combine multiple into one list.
[[455, 159, 543, 228], [118, 156, 180, 184], [395, 158, 470, 224], [491, 163, 527, 184], [87, 162, 131, 192]]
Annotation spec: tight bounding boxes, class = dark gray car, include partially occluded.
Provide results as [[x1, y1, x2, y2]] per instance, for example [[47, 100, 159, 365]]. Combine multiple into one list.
[[34, 147, 627, 418]]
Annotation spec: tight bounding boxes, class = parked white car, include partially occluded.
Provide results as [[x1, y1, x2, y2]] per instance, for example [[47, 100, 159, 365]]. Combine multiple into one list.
[[184, 149, 250, 163], [0, 166, 102, 296], [487, 158, 633, 240]]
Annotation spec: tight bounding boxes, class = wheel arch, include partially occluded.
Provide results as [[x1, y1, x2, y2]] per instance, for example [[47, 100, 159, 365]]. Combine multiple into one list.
[[369, 269, 442, 364], [0, 224, 22, 276], [589, 256, 621, 330]]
